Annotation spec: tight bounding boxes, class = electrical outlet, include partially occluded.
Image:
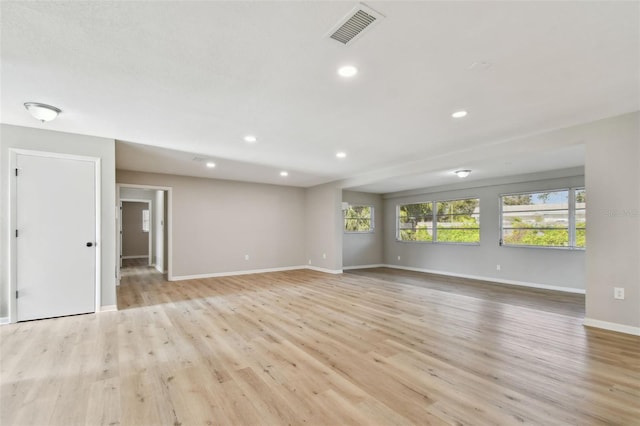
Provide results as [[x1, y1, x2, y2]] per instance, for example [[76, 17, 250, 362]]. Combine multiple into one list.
[[397, 255, 401, 261], [496, 264, 501, 271], [308, 259, 311, 265], [614, 287, 625, 300], [322, 253, 326, 259], [244, 254, 249, 261]]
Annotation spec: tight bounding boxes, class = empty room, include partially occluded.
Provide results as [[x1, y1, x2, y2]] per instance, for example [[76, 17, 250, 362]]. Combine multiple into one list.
[[1, 1, 639, 425]]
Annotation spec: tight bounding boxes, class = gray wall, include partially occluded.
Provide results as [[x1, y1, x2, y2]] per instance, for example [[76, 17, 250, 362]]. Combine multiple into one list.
[[0, 124, 117, 315], [117, 170, 307, 278], [383, 171, 586, 291], [305, 182, 343, 272], [121, 201, 149, 257], [342, 190, 383, 267], [585, 112, 640, 329]]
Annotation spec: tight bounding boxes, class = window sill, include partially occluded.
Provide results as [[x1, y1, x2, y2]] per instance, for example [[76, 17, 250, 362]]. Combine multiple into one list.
[[500, 244, 585, 251], [395, 239, 480, 246]]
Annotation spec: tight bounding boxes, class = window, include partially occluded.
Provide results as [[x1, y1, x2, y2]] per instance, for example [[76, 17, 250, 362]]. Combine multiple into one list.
[[344, 205, 374, 232], [398, 202, 433, 241], [436, 199, 480, 243], [142, 209, 150, 232], [575, 188, 586, 248], [397, 198, 480, 243], [500, 188, 585, 248]]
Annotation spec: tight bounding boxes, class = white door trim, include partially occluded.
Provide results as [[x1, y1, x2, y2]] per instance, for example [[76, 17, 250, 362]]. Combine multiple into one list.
[[8, 148, 101, 324], [120, 199, 152, 266], [116, 183, 173, 283]]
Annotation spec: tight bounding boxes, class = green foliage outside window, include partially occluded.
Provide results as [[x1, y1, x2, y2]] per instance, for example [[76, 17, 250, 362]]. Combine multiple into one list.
[[398, 199, 479, 243], [436, 199, 480, 243], [344, 205, 373, 232], [398, 202, 433, 241]]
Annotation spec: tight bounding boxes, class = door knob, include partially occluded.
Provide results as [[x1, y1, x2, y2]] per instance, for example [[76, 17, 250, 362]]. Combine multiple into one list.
[[86, 242, 94, 247]]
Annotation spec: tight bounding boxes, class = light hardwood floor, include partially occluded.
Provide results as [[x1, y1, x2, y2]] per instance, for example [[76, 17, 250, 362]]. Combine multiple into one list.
[[1, 267, 639, 425]]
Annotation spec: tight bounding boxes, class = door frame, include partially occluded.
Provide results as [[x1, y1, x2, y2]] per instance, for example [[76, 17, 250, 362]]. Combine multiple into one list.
[[119, 199, 152, 267], [116, 183, 172, 285], [8, 148, 101, 324]]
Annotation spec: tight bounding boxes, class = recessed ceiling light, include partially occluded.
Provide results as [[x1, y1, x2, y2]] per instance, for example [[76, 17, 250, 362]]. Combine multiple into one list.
[[206, 162, 216, 168], [280, 171, 289, 177], [454, 169, 471, 178], [244, 135, 257, 143], [337, 65, 358, 78], [24, 102, 61, 122], [336, 152, 347, 159], [468, 61, 492, 71], [452, 110, 468, 118]]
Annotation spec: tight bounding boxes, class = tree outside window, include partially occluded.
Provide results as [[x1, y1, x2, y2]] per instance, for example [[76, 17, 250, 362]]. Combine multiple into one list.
[[344, 205, 374, 232]]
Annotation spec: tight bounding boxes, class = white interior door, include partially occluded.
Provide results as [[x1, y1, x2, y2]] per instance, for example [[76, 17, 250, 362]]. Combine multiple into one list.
[[15, 153, 96, 321]]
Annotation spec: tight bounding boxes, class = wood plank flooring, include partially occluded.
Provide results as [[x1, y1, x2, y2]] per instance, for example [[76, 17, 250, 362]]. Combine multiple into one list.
[[1, 267, 639, 425]]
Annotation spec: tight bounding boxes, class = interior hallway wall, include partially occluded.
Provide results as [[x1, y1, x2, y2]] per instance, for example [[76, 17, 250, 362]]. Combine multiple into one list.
[[121, 201, 149, 257], [117, 169, 306, 278]]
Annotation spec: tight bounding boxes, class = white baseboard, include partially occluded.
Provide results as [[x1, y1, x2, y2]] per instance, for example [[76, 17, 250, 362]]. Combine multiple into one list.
[[122, 255, 148, 259], [171, 265, 307, 281], [381, 264, 586, 294], [0, 317, 9, 325], [98, 305, 118, 313], [171, 265, 347, 281], [342, 264, 385, 270], [306, 265, 343, 274], [155, 264, 163, 273], [583, 318, 640, 336]]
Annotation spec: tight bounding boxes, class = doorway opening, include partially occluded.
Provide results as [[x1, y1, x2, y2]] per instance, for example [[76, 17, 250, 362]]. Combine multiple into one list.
[[117, 184, 172, 286], [120, 199, 152, 267]]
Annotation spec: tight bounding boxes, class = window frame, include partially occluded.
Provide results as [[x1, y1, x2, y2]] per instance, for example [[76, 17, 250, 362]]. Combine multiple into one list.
[[396, 197, 480, 245], [574, 188, 586, 249], [343, 204, 375, 233], [435, 198, 481, 244], [142, 209, 150, 233], [499, 187, 585, 250], [396, 201, 434, 243]]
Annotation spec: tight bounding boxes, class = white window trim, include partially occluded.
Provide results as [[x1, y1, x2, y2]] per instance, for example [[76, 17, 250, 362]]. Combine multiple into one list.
[[344, 205, 375, 233], [396, 197, 480, 244], [499, 187, 585, 250]]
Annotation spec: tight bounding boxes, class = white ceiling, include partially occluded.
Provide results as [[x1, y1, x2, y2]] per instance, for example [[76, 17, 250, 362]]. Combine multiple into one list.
[[1, 1, 638, 193]]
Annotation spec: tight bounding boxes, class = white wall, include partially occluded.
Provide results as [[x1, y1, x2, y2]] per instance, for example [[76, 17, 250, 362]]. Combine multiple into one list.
[[585, 112, 640, 331], [117, 170, 307, 278], [305, 182, 343, 273], [342, 190, 383, 268], [0, 124, 117, 315], [382, 170, 586, 291]]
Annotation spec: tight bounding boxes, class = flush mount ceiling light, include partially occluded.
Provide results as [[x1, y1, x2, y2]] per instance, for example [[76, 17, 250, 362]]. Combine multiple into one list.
[[452, 110, 468, 118], [280, 171, 289, 177], [336, 152, 347, 159], [244, 135, 257, 143], [206, 162, 216, 168], [24, 102, 61, 122], [454, 169, 471, 178], [337, 65, 358, 78]]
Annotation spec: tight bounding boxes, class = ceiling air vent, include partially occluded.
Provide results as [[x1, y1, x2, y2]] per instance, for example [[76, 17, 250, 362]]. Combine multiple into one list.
[[327, 4, 384, 46]]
